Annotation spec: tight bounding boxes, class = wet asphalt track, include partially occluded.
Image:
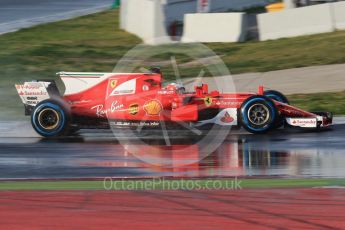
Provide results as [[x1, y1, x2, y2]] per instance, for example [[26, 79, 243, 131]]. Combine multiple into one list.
[[0, 118, 345, 180]]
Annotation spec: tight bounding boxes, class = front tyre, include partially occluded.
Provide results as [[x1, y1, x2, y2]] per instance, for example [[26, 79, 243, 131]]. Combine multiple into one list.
[[31, 100, 70, 137], [264, 90, 289, 104], [264, 90, 289, 128], [240, 96, 278, 134]]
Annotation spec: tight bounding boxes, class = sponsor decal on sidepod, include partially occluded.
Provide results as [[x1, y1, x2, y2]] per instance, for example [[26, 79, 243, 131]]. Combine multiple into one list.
[[91, 101, 124, 118], [143, 100, 163, 116], [195, 108, 237, 126], [128, 104, 139, 115]]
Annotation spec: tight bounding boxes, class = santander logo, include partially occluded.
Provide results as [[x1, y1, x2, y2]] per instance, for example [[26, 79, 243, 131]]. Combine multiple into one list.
[[221, 112, 234, 123], [293, 119, 316, 125]]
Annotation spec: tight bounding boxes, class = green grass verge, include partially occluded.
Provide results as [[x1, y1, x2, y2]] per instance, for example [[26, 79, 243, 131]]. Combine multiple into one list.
[[0, 178, 344, 191], [1, 9, 345, 120], [2, 9, 345, 79], [288, 91, 345, 115], [0, 9, 141, 120]]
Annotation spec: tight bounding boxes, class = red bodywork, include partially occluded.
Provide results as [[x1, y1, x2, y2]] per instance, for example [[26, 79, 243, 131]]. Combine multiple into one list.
[[60, 73, 331, 128]]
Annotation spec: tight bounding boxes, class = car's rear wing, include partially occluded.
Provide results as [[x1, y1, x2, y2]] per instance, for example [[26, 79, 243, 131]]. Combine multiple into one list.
[[15, 80, 60, 115]]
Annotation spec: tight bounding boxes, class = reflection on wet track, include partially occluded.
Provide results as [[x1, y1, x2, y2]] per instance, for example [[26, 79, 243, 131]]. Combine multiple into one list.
[[0, 120, 345, 179]]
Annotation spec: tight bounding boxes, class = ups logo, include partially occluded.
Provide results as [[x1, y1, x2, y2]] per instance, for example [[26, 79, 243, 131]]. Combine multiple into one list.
[[128, 104, 139, 115]]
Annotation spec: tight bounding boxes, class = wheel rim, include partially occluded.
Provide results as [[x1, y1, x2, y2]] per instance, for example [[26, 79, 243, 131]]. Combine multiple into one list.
[[247, 103, 270, 126], [38, 108, 60, 130]]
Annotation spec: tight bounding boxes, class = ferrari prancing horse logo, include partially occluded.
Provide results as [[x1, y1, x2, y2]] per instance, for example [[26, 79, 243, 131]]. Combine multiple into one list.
[[110, 79, 118, 88], [204, 96, 213, 107]]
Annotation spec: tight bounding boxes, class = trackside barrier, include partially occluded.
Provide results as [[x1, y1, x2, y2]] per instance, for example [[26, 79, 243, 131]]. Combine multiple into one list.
[[333, 1, 345, 30], [120, 0, 171, 45], [120, 0, 345, 44], [182, 13, 247, 43], [258, 4, 334, 41], [120, 0, 270, 44], [258, 2, 345, 41]]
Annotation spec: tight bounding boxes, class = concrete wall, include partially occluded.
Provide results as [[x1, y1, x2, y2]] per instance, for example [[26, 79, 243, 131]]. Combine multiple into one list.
[[333, 1, 345, 30], [163, 0, 269, 25], [120, 0, 171, 45], [258, 4, 334, 41], [182, 13, 247, 43], [121, 0, 270, 44], [121, 0, 345, 45], [258, 2, 345, 41]]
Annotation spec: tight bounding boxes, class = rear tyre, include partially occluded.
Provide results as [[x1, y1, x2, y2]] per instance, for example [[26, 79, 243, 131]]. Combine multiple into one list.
[[240, 96, 278, 134], [31, 99, 70, 137]]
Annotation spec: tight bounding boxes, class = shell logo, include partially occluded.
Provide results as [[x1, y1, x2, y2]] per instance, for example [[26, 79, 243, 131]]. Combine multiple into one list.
[[143, 100, 163, 116]]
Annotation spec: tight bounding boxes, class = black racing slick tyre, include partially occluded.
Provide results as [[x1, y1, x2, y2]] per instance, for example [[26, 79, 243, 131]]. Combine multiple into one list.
[[240, 95, 279, 134], [31, 99, 71, 137]]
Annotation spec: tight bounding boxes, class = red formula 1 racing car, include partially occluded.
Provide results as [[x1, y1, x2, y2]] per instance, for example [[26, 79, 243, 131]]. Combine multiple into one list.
[[15, 70, 333, 137]]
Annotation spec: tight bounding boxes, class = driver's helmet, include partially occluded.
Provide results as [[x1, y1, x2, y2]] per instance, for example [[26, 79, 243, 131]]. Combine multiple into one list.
[[166, 83, 185, 93]]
